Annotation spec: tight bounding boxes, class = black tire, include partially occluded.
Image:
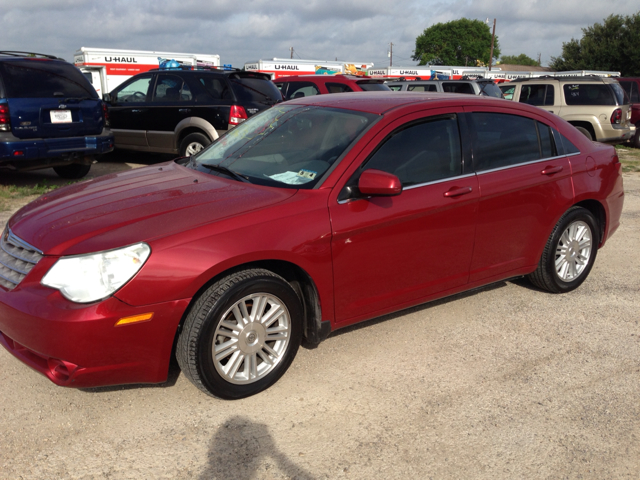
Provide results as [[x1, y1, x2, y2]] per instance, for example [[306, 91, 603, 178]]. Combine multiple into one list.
[[528, 207, 599, 293], [53, 163, 91, 179], [631, 126, 640, 149], [176, 269, 302, 399], [575, 126, 593, 141], [179, 132, 211, 157]]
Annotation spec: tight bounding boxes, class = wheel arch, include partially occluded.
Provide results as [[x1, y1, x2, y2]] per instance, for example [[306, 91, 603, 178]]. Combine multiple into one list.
[[574, 199, 606, 247], [567, 121, 597, 140], [176, 259, 329, 349], [174, 117, 220, 150]]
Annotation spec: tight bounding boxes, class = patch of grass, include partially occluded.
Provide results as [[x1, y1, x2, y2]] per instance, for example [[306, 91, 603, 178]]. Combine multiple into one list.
[[0, 181, 59, 212], [614, 145, 640, 173]]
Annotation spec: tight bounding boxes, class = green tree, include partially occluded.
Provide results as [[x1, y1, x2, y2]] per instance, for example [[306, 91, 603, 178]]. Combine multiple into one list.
[[412, 18, 500, 66], [499, 53, 539, 66], [550, 12, 640, 76]]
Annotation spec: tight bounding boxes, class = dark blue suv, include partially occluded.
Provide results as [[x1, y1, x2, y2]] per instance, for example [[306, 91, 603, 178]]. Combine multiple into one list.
[[0, 51, 114, 178]]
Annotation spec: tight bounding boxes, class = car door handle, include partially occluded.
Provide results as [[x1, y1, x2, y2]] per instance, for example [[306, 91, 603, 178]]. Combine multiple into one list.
[[179, 109, 191, 113], [443, 186, 473, 197], [541, 166, 563, 175]]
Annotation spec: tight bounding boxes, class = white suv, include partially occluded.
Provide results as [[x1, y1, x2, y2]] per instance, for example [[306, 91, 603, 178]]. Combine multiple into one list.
[[499, 76, 633, 143]]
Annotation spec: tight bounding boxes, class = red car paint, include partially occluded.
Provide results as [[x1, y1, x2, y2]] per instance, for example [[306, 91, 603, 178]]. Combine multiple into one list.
[[0, 92, 624, 390]]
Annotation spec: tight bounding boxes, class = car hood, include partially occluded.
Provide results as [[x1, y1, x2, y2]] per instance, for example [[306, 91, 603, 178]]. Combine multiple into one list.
[[9, 161, 297, 256]]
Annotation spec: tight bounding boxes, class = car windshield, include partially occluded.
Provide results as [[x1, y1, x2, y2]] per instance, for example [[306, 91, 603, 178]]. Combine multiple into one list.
[[228, 75, 283, 105], [191, 105, 378, 189]]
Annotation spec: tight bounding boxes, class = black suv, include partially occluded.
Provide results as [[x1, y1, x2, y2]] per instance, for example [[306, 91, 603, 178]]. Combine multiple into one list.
[[105, 68, 283, 157], [0, 51, 114, 178]]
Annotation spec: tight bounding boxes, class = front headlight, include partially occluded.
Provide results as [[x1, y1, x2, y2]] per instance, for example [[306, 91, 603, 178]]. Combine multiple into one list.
[[41, 243, 151, 303]]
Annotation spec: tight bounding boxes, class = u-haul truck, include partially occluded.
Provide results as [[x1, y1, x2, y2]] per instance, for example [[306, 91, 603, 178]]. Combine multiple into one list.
[[74, 47, 221, 96], [367, 66, 498, 80], [244, 58, 374, 79]]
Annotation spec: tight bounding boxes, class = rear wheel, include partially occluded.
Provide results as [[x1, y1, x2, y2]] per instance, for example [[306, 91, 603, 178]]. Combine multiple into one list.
[[575, 126, 593, 141], [53, 163, 91, 179], [528, 207, 599, 293], [631, 126, 640, 149], [177, 269, 302, 399], [179, 133, 211, 157]]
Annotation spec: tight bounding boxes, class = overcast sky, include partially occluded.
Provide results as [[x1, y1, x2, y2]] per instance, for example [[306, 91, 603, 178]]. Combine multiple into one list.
[[1, 0, 639, 68]]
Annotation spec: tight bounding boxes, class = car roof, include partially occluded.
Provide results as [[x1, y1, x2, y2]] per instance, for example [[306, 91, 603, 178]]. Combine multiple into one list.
[[274, 75, 376, 81], [282, 91, 522, 115]]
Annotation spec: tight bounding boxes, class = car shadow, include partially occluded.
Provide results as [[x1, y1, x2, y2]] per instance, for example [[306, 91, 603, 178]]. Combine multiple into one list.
[[198, 415, 315, 480]]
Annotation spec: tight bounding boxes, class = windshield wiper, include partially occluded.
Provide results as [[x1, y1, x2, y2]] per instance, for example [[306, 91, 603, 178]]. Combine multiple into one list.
[[198, 163, 251, 183]]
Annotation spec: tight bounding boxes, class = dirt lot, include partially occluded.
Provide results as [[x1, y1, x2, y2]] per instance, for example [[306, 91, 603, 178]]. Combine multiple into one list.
[[0, 154, 639, 479]]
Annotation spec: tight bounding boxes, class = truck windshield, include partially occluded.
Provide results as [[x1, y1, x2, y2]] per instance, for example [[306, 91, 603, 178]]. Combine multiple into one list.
[[191, 105, 378, 189]]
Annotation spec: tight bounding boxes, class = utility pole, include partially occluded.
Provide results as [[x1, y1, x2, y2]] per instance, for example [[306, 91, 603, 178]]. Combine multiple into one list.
[[488, 19, 496, 71], [290, 47, 293, 59], [389, 42, 393, 67]]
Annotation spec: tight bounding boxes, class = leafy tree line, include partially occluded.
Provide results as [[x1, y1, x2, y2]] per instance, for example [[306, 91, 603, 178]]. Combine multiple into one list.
[[550, 12, 640, 76], [412, 18, 500, 66], [499, 54, 539, 66]]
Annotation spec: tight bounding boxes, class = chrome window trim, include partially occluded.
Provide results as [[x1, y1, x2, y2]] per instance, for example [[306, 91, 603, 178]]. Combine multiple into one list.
[[474, 153, 579, 176]]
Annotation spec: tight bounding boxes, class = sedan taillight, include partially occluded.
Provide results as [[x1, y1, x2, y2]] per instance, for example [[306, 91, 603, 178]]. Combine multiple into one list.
[[0, 103, 10, 131], [102, 101, 110, 127], [229, 105, 248, 126], [611, 108, 622, 125]]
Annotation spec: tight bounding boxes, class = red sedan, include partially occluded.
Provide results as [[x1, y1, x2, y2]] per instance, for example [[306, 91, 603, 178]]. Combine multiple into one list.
[[0, 92, 624, 399]]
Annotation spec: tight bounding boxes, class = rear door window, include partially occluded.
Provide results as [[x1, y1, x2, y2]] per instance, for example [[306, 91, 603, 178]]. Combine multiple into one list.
[[519, 84, 554, 106], [196, 75, 233, 100], [282, 82, 320, 100], [326, 83, 353, 93], [442, 82, 474, 94], [408, 84, 438, 92], [0, 60, 97, 98], [152, 74, 191, 102]]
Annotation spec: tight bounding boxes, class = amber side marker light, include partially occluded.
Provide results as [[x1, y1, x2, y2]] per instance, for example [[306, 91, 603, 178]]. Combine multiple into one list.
[[115, 313, 154, 327]]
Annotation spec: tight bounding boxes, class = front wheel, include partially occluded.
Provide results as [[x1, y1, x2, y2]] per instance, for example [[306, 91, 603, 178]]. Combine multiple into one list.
[[179, 132, 211, 157], [528, 207, 599, 293], [177, 269, 302, 399]]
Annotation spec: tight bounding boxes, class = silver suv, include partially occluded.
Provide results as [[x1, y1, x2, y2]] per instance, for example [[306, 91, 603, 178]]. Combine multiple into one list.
[[499, 76, 633, 143], [387, 78, 504, 98]]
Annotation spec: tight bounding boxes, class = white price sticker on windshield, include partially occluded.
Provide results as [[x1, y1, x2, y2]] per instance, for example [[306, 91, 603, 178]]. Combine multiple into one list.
[[50, 110, 72, 124]]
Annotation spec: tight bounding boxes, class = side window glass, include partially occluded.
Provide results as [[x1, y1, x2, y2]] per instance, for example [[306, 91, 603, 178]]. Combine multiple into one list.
[[326, 83, 353, 93], [152, 74, 186, 102], [563, 84, 615, 105], [470, 112, 541, 171], [197, 76, 232, 100], [520, 84, 547, 106], [544, 85, 554, 105], [115, 76, 152, 103], [537, 122, 554, 158], [443, 82, 473, 94], [500, 85, 515, 100], [363, 116, 462, 187], [408, 84, 437, 92], [388, 85, 402, 91], [285, 82, 320, 100], [554, 129, 581, 155]]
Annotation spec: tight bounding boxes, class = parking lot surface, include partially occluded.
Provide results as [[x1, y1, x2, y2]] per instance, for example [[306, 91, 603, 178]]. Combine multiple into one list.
[[1, 155, 639, 479]]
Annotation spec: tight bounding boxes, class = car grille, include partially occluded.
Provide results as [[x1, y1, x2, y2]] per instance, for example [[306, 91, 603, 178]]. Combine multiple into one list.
[[0, 228, 43, 291]]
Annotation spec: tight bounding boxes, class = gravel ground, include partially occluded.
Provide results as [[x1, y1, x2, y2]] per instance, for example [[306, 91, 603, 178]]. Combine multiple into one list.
[[0, 165, 638, 480]]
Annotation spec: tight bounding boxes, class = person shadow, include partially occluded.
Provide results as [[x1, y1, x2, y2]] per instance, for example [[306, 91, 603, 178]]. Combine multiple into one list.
[[199, 415, 315, 480]]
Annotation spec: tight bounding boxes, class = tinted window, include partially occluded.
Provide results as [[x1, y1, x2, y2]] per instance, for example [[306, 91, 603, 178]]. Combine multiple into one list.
[[520, 84, 554, 106], [408, 84, 438, 92], [357, 82, 391, 91], [619, 81, 638, 102], [478, 82, 504, 98], [229, 75, 282, 104], [197, 75, 233, 100], [610, 82, 628, 105], [563, 84, 615, 105], [114, 76, 152, 103], [442, 82, 474, 94], [283, 82, 320, 100], [470, 113, 541, 171], [0, 60, 97, 98], [538, 122, 555, 158], [363, 116, 462, 186], [152, 74, 190, 102], [326, 83, 353, 93], [388, 84, 402, 91], [555, 130, 580, 155]]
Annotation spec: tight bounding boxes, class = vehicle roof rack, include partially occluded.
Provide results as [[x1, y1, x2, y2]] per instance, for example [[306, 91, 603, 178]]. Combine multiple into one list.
[[0, 51, 61, 60], [150, 65, 243, 72]]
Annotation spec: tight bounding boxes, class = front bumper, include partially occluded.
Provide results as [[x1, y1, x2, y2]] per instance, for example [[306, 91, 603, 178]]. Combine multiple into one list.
[[0, 267, 189, 387]]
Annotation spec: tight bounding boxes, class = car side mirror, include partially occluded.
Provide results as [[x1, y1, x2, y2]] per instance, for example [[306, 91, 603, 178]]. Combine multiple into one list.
[[358, 169, 402, 197], [103, 93, 112, 103]]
